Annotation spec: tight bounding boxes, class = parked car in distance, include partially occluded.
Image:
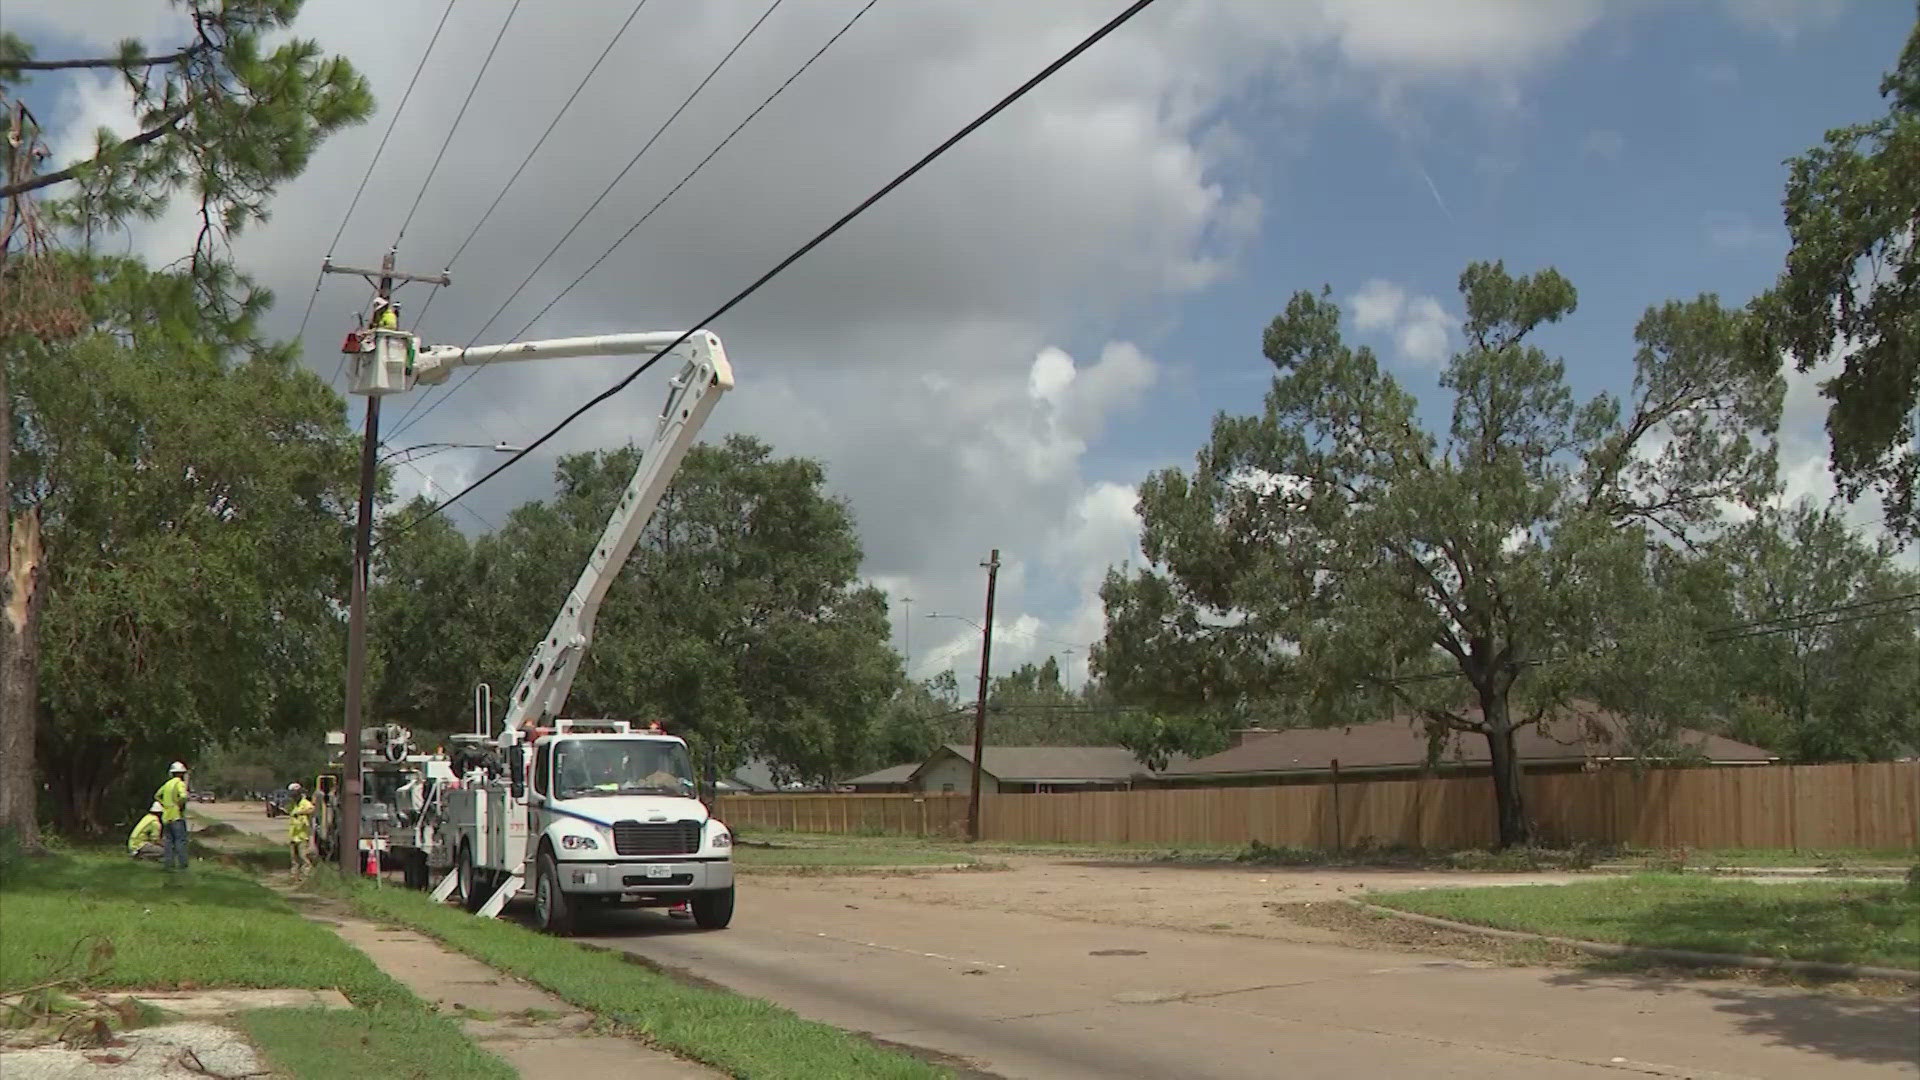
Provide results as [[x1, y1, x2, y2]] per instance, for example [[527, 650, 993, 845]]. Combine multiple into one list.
[[189, 790, 216, 803]]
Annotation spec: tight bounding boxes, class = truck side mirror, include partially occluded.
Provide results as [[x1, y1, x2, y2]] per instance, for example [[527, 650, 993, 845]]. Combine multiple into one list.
[[508, 746, 525, 799]]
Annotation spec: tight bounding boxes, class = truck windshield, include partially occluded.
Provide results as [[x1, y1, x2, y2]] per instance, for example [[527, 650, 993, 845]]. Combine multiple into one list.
[[552, 739, 695, 799]]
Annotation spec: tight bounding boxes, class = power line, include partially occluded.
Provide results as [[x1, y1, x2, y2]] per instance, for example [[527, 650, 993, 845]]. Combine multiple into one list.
[[1363, 591, 1920, 691], [390, 0, 883, 445], [389, 0, 787, 445], [407, 0, 655, 338], [395, 0, 524, 247], [387, 455, 503, 534], [381, 0, 1164, 544], [1701, 590, 1920, 642], [387, 0, 787, 443], [296, 0, 460, 360], [493, 0, 883, 347]]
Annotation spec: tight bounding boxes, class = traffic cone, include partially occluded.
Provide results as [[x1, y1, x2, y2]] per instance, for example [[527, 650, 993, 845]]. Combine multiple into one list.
[[364, 846, 379, 880]]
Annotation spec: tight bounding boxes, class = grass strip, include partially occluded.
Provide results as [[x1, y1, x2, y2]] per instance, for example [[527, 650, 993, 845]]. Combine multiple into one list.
[[0, 852, 512, 1080], [1367, 872, 1920, 969], [330, 876, 951, 1079]]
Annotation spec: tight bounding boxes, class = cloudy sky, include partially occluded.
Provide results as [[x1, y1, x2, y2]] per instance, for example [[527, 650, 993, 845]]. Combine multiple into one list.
[[7, 0, 1910, 688]]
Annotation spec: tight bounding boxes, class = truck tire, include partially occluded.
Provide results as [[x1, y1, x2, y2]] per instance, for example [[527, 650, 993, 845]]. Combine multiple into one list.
[[691, 885, 734, 930], [458, 842, 486, 913], [404, 850, 428, 890], [533, 850, 574, 937]]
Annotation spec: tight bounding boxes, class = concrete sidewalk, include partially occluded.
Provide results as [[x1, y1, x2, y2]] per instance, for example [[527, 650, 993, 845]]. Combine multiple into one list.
[[316, 910, 719, 1079]]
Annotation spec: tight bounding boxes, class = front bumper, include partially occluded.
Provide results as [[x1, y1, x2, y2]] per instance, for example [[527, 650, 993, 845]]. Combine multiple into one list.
[[554, 857, 734, 895]]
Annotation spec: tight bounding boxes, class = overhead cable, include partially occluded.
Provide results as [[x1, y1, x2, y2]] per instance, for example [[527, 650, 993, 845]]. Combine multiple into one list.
[[380, 0, 1165, 544]]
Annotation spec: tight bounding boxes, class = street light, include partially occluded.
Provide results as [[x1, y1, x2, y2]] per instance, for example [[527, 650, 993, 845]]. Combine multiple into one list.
[[378, 440, 522, 466]]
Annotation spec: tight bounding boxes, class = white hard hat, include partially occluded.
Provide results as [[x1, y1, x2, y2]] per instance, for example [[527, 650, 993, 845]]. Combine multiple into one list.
[[168, 761, 187, 774], [149, 801, 163, 813], [288, 782, 302, 791]]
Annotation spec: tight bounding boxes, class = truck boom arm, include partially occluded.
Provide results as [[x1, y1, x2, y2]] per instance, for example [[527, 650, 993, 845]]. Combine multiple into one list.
[[413, 332, 696, 386], [497, 330, 734, 735]]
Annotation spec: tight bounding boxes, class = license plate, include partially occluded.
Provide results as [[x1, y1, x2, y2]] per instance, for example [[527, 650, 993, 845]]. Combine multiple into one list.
[[644, 864, 674, 879]]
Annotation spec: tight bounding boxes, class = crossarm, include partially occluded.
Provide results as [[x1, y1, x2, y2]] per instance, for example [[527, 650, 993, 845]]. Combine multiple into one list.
[[496, 330, 734, 734]]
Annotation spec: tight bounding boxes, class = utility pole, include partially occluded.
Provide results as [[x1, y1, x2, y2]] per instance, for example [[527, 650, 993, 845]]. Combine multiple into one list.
[[323, 248, 448, 878], [901, 595, 913, 666], [967, 550, 999, 842]]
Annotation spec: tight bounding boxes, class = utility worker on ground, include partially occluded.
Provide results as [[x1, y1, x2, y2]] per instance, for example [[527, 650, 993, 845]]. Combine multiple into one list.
[[128, 802, 164, 861], [154, 761, 191, 871], [286, 782, 316, 881]]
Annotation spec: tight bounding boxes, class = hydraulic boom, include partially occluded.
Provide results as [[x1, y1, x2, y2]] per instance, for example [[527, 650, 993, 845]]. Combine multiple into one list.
[[497, 330, 734, 735]]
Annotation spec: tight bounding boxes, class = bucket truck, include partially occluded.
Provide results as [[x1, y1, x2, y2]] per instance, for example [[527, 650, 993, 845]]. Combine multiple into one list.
[[421, 330, 736, 936]]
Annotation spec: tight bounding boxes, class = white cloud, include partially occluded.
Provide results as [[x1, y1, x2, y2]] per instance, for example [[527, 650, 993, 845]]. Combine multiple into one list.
[[1348, 279, 1453, 366], [1350, 278, 1407, 332], [1718, 0, 1848, 42], [1396, 296, 1453, 366], [9, 0, 1708, 681], [1579, 128, 1625, 162]]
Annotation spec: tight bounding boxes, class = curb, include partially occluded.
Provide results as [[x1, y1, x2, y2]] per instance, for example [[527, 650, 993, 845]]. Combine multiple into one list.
[[1344, 898, 1920, 985]]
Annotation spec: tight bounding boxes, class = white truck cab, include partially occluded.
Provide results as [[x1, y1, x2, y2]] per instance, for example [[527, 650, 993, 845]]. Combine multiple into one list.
[[519, 723, 733, 931]]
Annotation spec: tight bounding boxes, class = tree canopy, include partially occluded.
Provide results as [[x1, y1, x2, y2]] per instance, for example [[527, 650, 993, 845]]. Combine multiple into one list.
[[1096, 261, 1785, 846], [11, 256, 358, 833], [1749, 6, 1920, 540], [2, 0, 371, 848], [371, 435, 903, 787], [1710, 503, 1920, 762]]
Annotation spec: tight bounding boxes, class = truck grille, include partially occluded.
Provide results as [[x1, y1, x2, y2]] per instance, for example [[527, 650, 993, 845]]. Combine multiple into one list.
[[611, 821, 700, 857]]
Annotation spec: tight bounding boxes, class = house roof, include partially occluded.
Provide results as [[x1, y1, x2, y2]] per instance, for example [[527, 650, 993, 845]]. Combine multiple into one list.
[[1161, 708, 1776, 778], [842, 763, 919, 786], [917, 744, 1157, 783]]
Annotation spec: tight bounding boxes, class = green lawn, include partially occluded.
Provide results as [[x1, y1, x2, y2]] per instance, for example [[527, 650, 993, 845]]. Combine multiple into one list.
[[1369, 873, 1920, 969], [0, 853, 511, 1079], [1618, 847, 1917, 870], [328, 875, 951, 1079]]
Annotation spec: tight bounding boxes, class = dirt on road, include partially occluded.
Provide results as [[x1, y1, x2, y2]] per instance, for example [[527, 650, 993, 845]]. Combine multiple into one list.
[[751, 853, 1594, 943]]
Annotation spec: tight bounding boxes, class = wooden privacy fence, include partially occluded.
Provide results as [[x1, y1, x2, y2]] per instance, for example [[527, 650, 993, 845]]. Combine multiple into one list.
[[715, 762, 1920, 851], [716, 792, 972, 837]]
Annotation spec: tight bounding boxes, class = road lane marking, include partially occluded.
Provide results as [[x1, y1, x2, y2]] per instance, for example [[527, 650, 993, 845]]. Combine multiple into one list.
[[798, 929, 1008, 971]]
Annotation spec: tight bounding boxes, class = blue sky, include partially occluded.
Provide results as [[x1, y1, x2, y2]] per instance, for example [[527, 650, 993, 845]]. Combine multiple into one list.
[[8, 1, 1910, 687], [1149, 1, 1903, 452]]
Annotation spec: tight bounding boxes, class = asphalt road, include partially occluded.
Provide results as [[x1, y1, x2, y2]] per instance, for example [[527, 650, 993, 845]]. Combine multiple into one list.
[[197, 802, 1918, 1079], [579, 882, 1920, 1080]]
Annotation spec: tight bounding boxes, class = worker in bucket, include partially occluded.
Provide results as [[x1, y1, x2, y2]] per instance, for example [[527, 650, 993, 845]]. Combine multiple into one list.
[[128, 801, 164, 861], [370, 296, 398, 330], [286, 782, 316, 882], [154, 761, 191, 871]]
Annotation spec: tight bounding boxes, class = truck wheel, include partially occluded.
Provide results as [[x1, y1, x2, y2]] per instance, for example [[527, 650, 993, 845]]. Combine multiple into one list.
[[458, 842, 486, 913], [690, 885, 734, 930], [404, 851, 427, 890], [534, 851, 574, 937]]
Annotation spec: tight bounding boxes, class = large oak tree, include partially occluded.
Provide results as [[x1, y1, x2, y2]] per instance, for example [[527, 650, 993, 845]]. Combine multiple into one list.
[[1097, 262, 1784, 846], [1, 0, 370, 848]]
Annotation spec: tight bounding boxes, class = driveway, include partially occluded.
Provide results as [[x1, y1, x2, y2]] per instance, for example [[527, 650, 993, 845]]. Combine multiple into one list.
[[195, 800, 286, 840], [577, 865, 1919, 1080]]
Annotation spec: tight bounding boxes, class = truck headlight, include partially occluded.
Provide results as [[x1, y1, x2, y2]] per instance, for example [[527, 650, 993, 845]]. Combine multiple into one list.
[[559, 834, 599, 851], [710, 829, 731, 849]]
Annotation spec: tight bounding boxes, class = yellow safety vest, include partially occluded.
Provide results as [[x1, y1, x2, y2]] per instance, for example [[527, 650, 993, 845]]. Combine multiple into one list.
[[155, 777, 188, 823], [128, 814, 161, 853], [287, 797, 315, 843]]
